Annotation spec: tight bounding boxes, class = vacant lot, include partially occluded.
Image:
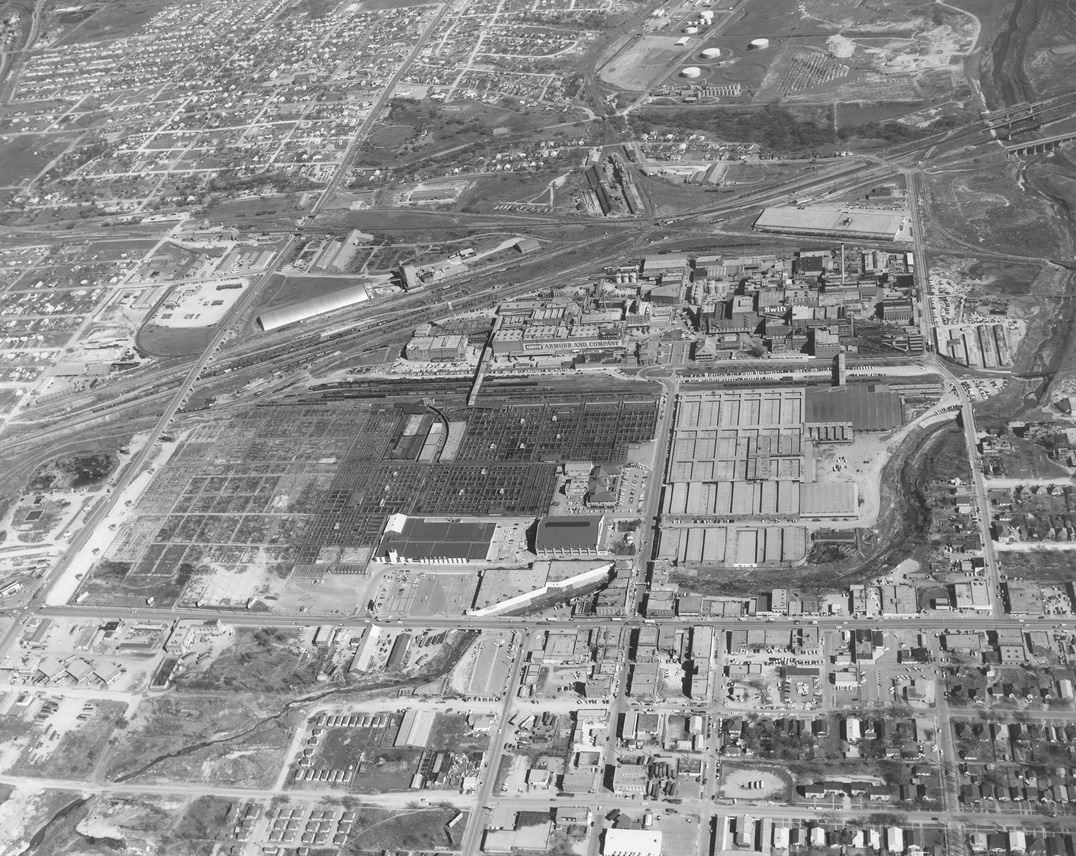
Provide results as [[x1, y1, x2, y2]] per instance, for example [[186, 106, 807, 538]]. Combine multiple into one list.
[[1000, 548, 1076, 582], [355, 100, 579, 169], [106, 694, 294, 787], [54, 0, 185, 44], [172, 627, 322, 693], [0, 133, 80, 188], [631, 104, 836, 154], [925, 163, 1071, 259], [344, 805, 467, 853]]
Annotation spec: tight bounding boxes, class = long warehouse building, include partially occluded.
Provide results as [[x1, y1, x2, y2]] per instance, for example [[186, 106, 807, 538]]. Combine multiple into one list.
[[256, 283, 370, 331], [754, 205, 910, 242]]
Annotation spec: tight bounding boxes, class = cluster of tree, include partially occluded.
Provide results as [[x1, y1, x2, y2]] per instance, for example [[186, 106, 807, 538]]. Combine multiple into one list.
[[838, 115, 963, 143], [633, 105, 967, 152], [207, 169, 315, 194], [633, 105, 835, 153]]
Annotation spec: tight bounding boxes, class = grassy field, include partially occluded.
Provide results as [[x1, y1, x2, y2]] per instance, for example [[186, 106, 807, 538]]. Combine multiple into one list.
[[342, 747, 421, 794], [169, 796, 235, 843], [997, 436, 1070, 479], [1000, 548, 1076, 582], [199, 194, 305, 231], [106, 694, 295, 787], [427, 713, 488, 753], [55, 0, 188, 45], [354, 99, 585, 170], [925, 161, 1071, 259], [9, 701, 128, 780], [76, 559, 194, 609], [0, 133, 80, 187], [29, 451, 118, 491], [345, 806, 467, 853], [136, 323, 216, 358], [631, 104, 836, 154], [975, 264, 1076, 428], [172, 628, 322, 693]]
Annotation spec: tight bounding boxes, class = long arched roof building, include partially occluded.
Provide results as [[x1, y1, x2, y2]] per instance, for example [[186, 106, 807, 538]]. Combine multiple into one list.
[[256, 283, 369, 331]]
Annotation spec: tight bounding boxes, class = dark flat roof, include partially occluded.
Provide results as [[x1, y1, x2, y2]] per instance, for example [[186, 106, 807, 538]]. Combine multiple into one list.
[[806, 385, 902, 432], [376, 518, 497, 561], [536, 515, 603, 549]]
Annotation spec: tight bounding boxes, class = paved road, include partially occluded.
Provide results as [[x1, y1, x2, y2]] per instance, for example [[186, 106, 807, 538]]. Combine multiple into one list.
[[459, 630, 525, 856], [907, 169, 1002, 617], [906, 171, 934, 351], [30, 602, 1072, 633], [2, 770, 1069, 830]]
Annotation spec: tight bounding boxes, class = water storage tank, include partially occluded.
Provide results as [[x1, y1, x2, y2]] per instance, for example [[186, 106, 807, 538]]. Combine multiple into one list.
[[749, 37, 770, 49], [680, 66, 702, 79], [701, 47, 722, 59]]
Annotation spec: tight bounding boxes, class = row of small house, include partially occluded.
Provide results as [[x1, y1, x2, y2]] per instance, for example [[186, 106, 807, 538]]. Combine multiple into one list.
[[959, 768, 1076, 808], [716, 817, 927, 854], [800, 774, 934, 804], [969, 831, 1076, 856]]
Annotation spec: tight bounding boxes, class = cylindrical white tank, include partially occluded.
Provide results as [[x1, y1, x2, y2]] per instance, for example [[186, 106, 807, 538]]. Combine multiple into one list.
[[680, 66, 702, 78], [702, 47, 722, 59], [700, 10, 714, 21], [749, 37, 770, 49], [683, 25, 698, 33]]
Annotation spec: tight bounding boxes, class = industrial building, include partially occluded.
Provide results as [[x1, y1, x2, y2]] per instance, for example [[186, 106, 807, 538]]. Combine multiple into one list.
[[489, 296, 625, 358], [602, 828, 663, 856], [394, 708, 436, 747], [754, 205, 910, 242], [662, 479, 857, 518], [659, 387, 865, 567], [469, 562, 613, 616], [805, 385, 903, 432], [534, 515, 606, 558], [483, 823, 552, 854], [256, 283, 370, 331], [405, 334, 469, 362], [408, 186, 458, 204], [659, 524, 808, 565], [294, 229, 367, 272], [372, 515, 498, 564], [491, 326, 624, 356]]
